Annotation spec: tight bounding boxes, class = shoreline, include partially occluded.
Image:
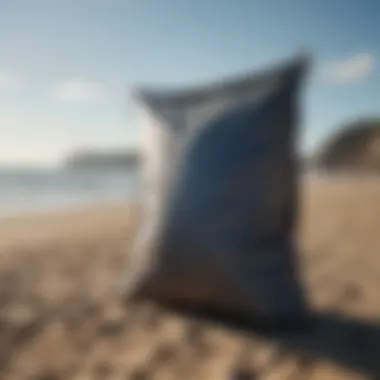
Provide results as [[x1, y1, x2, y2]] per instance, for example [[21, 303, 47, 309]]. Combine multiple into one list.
[[0, 201, 135, 251], [0, 174, 379, 251], [0, 199, 133, 221], [1, 173, 379, 220]]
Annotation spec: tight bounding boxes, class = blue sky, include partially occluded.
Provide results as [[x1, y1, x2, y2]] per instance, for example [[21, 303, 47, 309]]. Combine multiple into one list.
[[0, 0, 379, 165]]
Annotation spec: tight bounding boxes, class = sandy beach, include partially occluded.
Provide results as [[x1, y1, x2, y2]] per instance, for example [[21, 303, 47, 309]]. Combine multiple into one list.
[[1, 178, 380, 379]]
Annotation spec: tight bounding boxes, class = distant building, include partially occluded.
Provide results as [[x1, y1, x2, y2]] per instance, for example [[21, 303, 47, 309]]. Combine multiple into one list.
[[64, 149, 140, 170]]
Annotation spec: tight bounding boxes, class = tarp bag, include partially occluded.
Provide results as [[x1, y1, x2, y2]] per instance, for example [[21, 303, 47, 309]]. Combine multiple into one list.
[[124, 53, 311, 322]]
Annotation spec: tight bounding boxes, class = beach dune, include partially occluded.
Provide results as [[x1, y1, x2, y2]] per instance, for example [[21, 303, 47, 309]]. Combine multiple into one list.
[[0, 178, 380, 379]]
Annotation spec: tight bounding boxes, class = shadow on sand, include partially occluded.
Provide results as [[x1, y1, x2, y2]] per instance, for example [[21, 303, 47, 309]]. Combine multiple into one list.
[[167, 306, 380, 377], [273, 312, 380, 376]]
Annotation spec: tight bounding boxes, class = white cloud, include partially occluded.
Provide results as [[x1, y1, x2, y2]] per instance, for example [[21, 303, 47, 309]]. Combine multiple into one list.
[[53, 79, 103, 102], [320, 53, 375, 85], [0, 69, 22, 91]]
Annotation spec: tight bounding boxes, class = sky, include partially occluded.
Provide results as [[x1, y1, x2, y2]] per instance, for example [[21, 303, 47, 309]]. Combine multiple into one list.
[[0, 0, 379, 166]]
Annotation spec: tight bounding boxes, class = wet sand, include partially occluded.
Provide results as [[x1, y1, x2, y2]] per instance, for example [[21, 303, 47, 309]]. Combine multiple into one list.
[[0, 178, 380, 379]]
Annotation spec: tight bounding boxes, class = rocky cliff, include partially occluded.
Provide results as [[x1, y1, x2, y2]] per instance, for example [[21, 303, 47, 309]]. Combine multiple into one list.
[[316, 118, 380, 172]]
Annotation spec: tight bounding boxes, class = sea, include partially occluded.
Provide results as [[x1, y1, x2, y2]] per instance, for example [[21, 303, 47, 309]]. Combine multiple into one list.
[[0, 167, 142, 218], [0, 166, 377, 219]]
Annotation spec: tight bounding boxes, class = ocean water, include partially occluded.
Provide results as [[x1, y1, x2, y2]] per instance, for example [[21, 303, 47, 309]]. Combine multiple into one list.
[[0, 167, 141, 218], [1, 166, 375, 218]]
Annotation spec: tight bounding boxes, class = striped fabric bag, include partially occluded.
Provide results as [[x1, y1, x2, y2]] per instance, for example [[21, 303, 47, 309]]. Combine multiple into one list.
[[124, 52, 312, 326]]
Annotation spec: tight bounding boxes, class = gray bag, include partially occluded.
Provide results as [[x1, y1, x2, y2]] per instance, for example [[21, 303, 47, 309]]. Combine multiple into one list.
[[124, 53, 311, 319]]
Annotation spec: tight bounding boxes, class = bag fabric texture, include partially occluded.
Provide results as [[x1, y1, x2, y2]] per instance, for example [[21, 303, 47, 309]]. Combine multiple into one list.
[[124, 53, 311, 319]]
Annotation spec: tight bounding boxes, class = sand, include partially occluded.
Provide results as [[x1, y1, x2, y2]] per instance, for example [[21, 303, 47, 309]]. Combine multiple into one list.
[[0, 178, 380, 379]]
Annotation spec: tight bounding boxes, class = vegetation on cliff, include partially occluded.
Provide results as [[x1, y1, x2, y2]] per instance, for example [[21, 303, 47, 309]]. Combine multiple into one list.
[[316, 118, 380, 172]]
